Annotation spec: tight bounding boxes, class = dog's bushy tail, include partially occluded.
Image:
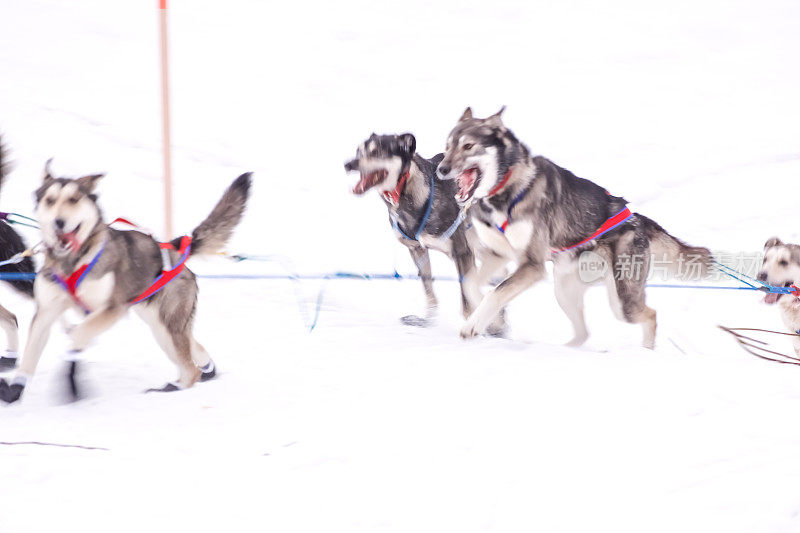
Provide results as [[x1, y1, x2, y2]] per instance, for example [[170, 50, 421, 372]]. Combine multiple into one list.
[[180, 173, 252, 257], [639, 213, 713, 281]]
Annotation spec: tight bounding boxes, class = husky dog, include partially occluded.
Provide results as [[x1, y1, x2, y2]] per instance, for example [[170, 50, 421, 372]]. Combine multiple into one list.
[[437, 107, 711, 348], [0, 165, 251, 403], [345, 133, 502, 330], [759, 237, 800, 354], [0, 138, 36, 370]]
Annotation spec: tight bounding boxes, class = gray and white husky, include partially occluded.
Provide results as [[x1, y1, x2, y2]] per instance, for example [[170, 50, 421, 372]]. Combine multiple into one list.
[[0, 164, 251, 403], [437, 107, 712, 348], [345, 133, 503, 331], [759, 237, 800, 354]]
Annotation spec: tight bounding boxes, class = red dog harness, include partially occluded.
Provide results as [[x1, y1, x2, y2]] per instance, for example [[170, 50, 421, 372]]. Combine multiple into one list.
[[552, 207, 634, 253], [52, 218, 192, 314], [488, 167, 633, 251]]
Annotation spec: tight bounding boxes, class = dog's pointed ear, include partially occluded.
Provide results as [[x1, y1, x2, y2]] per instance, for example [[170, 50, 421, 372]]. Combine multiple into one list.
[[76, 173, 105, 192], [398, 133, 416, 156], [486, 105, 507, 126], [43, 158, 55, 183], [764, 237, 783, 249], [459, 107, 473, 122]]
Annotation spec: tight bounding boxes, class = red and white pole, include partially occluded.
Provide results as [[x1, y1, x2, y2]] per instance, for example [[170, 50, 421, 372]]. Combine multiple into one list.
[[159, 0, 174, 238]]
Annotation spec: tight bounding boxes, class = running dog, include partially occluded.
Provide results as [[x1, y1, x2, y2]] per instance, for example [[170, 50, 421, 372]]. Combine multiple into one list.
[[758, 237, 800, 354], [0, 164, 252, 403], [345, 133, 503, 331], [0, 138, 37, 370], [437, 107, 712, 348]]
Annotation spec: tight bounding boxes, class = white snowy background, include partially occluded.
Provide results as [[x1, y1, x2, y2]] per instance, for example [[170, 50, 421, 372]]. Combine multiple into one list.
[[1, 0, 800, 531]]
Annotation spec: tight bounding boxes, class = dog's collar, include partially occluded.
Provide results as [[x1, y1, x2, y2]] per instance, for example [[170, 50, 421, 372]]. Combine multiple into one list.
[[382, 171, 410, 206], [487, 167, 515, 197]]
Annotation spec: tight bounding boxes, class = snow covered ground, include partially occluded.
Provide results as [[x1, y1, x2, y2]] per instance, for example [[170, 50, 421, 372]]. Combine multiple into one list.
[[1, 0, 800, 531]]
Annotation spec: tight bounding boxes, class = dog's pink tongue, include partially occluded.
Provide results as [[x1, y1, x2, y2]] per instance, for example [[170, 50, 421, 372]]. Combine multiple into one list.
[[352, 174, 370, 195], [763, 292, 780, 305], [60, 231, 81, 251]]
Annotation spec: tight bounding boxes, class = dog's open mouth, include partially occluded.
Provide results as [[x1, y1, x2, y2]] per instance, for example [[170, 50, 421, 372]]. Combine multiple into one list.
[[55, 225, 81, 253], [763, 281, 795, 305], [353, 169, 388, 195], [456, 167, 480, 203]]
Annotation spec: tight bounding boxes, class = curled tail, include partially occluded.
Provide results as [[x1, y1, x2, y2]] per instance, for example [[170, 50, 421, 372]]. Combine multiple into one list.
[[178, 172, 252, 257], [638, 213, 713, 280]]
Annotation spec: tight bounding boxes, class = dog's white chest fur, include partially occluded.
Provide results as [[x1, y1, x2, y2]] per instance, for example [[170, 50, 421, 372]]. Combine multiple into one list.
[[75, 272, 116, 310], [473, 217, 531, 260]]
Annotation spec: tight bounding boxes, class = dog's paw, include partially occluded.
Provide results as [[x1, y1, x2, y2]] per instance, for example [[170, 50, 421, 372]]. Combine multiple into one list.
[[565, 334, 588, 348], [486, 323, 508, 338], [0, 379, 24, 404], [460, 321, 481, 339], [200, 367, 217, 382], [0, 356, 18, 372], [400, 315, 434, 328], [146, 382, 182, 393]]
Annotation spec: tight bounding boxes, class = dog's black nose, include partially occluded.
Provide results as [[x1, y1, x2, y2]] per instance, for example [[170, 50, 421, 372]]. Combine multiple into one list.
[[54, 219, 65, 230], [757, 272, 768, 282], [438, 165, 450, 177]]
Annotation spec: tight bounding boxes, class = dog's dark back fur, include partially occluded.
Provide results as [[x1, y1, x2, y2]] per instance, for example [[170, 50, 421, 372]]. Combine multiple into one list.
[[391, 152, 466, 238], [0, 137, 34, 297]]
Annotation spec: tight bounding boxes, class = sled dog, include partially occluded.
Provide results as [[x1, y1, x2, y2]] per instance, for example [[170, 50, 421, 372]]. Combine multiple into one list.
[[0, 164, 251, 403], [437, 107, 712, 348], [759, 237, 800, 354]]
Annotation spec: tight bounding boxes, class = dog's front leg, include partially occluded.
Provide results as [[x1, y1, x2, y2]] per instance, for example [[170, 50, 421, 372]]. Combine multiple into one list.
[[0, 302, 67, 404], [68, 306, 126, 352], [401, 244, 437, 327], [452, 237, 480, 319], [61, 306, 127, 400], [461, 260, 545, 339]]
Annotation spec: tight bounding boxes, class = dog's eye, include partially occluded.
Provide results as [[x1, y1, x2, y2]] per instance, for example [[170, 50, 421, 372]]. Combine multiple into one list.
[[463, 143, 474, 150], [45, 198, 56, 207], [779, 259, 789, 267], [68, 196, 80, 205]]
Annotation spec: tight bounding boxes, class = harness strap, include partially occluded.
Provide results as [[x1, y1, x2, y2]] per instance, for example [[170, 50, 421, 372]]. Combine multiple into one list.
[[130, 236, 191, 304], [52, 219, 192, 313], [52, 241, 107, 314], [553, 207, 634, 253], [439, 208, 468, 242], [391, 172, 434, 241], [496, 183, 533, 234]]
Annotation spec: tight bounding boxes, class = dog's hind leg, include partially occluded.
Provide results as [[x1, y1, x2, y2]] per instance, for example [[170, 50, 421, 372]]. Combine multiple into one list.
[[135, 304, 201, 391], [553, 260, 590, 347], [401, 244, 437, 327], [191, 338, 216, 382], [0, 303, 19, 370], [609, 232, 657, 349]]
